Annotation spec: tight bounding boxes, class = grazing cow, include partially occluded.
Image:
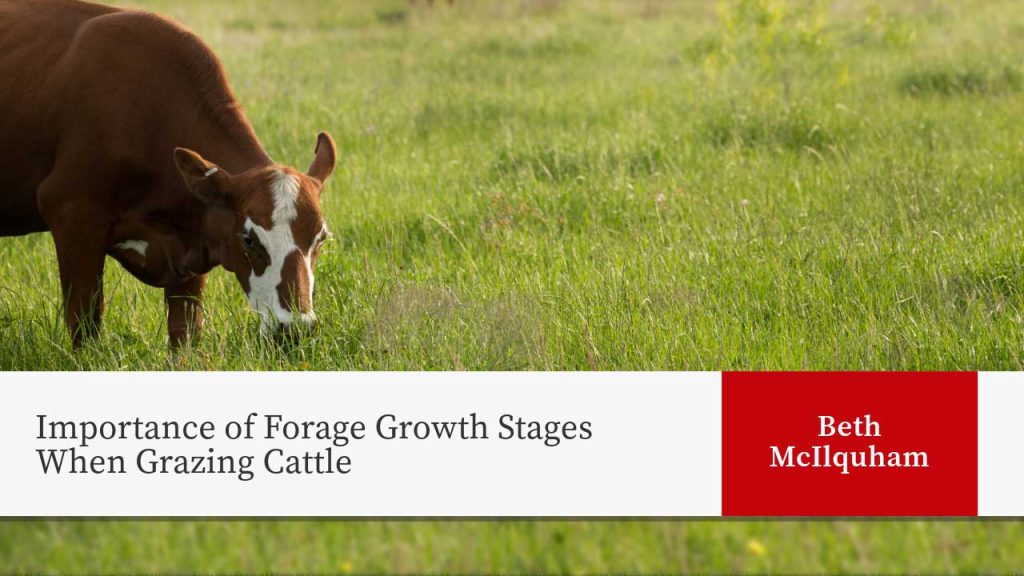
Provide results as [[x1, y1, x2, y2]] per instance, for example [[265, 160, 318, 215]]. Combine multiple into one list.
[[0, 0, 337, 347]]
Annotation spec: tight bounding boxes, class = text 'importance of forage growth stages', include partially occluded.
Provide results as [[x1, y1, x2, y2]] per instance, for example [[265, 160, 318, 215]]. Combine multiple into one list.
[[34, 412, 594, 480]]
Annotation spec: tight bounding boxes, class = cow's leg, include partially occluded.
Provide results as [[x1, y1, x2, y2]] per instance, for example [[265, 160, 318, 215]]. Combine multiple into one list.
[[37, 173, 111, 348], [165, 275, 206, 348], [49, 218, 108, 348]]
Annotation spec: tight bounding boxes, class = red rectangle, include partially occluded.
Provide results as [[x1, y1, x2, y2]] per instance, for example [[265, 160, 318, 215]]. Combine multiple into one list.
[[722, 372, 977, 516]]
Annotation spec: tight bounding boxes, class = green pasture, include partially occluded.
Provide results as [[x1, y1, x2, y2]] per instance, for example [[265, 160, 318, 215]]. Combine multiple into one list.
[[3, 519, 1023, 573], [2, 0, 1024, 572], [5, 0, 1024, 371]]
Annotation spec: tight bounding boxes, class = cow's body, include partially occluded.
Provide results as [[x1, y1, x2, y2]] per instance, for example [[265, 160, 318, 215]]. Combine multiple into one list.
[[0, 0, 336, 346]]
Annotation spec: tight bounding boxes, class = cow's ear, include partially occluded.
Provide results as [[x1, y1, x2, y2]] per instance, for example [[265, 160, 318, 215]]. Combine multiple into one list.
[[307, 132, 336, 186], [174, 148, 231, 205]]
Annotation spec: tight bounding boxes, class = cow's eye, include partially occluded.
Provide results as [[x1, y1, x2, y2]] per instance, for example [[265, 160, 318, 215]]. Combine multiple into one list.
[[241, 232, 255, 250]]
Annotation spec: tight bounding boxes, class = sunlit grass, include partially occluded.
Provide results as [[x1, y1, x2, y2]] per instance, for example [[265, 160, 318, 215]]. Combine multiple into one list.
[[3, 520, 1023, 573], [3, 0, 1024, 371]]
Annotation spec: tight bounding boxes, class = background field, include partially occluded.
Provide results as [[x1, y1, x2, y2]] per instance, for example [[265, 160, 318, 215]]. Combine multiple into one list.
[[2, 0, 1024, 572]]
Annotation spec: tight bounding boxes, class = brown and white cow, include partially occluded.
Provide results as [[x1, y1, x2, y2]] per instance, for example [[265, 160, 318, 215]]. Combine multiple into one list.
[[0, 0, 336, 347]]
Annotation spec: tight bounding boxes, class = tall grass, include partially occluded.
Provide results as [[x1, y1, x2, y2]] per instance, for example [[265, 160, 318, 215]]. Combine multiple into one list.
[[0, 0, 1020, 371], [4, 0, 1024, 371]]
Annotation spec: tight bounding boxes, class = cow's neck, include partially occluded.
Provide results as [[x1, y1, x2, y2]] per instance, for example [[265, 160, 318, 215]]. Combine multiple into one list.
[[193, 105, 274, 174]]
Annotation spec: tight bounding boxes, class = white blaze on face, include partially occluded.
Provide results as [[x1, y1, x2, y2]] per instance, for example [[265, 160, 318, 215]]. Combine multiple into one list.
[[244, 171, 317, 332]]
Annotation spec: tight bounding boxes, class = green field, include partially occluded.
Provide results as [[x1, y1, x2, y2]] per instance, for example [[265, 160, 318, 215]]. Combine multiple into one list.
[[2, 0, 1024, 572]]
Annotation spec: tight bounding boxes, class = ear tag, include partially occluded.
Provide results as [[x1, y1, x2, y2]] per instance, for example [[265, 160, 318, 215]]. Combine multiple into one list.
[[204, 167, 219, 177]]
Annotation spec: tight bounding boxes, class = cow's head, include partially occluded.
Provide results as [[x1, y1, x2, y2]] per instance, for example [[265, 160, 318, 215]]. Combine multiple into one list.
[[173, 133, 337, 336]]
